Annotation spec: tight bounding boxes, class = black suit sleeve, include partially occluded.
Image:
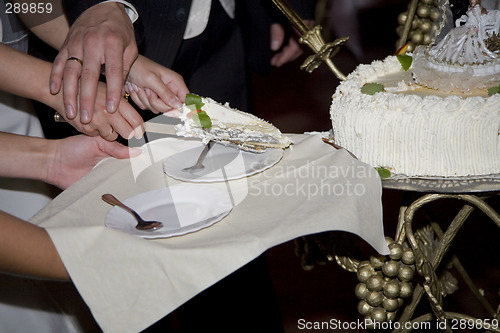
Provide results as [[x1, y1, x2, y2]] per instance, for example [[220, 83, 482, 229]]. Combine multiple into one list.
[[62, 0, 144, 45], [63, 0, 191, 68], [288, 0, 317, 20]]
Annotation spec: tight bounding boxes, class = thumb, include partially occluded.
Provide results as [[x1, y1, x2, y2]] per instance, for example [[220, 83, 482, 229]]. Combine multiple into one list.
[[270, 23, 285, 51], [102, 140, 142, 159]]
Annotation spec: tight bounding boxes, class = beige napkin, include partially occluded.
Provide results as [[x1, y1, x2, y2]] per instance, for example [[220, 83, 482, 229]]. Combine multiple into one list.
[[30, 133, 389, 333]]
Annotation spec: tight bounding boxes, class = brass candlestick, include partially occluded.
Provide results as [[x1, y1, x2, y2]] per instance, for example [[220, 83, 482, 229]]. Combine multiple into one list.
[[272, 0, 347, 81]]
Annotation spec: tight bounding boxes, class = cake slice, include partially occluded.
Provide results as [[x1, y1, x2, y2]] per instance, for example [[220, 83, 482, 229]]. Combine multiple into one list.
[[175, 94, 292, 152]]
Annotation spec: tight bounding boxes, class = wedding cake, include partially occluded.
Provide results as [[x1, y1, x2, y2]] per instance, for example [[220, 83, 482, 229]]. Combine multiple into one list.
[[330, 4, 500, 177], [175, 94, 292, 152]]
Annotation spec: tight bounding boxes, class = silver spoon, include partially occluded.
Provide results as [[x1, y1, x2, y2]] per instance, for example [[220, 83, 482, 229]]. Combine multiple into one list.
[[182, 140, 214, 173], [102, 194, 163, 231]]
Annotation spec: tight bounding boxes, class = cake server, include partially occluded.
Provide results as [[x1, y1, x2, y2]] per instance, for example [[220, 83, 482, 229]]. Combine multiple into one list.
[[182, 140, 214, 173]]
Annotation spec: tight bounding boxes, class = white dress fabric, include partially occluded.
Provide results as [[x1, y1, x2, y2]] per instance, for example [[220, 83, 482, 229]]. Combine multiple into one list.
[[0, 0, 53, 220], [0, 91, 54, 219], [0, 3, 96, 332]]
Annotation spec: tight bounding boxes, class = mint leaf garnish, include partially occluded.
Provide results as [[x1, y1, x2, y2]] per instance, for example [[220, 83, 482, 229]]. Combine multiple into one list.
[[185, 93, 204, 110], [375, 167, 391, 179], [487, 85, 500, 96], [192, 110, 212, 129], [361, 83, 385, 95], [397, 54, 413, 71]]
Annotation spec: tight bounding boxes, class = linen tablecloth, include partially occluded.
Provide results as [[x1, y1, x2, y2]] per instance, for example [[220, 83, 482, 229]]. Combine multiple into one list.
[[30, 130, 389, 333]]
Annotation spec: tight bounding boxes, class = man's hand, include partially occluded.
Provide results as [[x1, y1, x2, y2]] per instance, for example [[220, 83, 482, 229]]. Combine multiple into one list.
[[270, 20, 315, 67], [50, 2, 138, 124]]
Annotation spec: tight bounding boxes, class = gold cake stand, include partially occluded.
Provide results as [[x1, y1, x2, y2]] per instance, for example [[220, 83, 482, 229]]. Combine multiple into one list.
[[295, 178, 500, 331], [383, 174, 500, 194], [378, 179, 499, 331]]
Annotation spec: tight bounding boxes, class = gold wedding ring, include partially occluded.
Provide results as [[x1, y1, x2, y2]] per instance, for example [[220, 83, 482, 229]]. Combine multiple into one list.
[[67, 56, 83, 66], [123, 92, 130, 101], [105, 127, 115, 137], [54, 112, 65, 122]]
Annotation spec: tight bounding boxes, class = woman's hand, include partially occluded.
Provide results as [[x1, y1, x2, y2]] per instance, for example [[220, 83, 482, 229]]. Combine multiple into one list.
[[126, 55, 189, 116], [45, 134, 141, 189], [53, 81, 145, 141]]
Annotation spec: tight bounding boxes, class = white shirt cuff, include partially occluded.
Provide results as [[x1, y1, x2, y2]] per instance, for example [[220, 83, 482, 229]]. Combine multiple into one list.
[[102, 0, 139, 23]]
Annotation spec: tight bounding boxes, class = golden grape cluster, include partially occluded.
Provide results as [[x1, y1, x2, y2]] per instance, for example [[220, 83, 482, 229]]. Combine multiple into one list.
[[355, 237, 416, 326], [397, 0, 442, 51]]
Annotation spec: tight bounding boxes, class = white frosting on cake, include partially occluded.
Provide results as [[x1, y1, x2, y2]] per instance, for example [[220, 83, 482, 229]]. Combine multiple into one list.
[[330, 55, 500, 177], [175, 97, 292, 152]]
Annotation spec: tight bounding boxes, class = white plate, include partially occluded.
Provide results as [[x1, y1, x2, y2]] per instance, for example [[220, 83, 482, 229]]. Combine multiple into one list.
[[104, 185, 233, 239], [163, 141, 283, 182]]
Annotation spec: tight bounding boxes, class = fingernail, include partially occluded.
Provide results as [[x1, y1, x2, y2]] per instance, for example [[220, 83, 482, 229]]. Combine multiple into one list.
[[126, 82, 136, 93], [134, 125, 144, 139], [50, 82, 57, 94], [107, 100, 116, 113], [127, 130, 135, 140], [171, 96, 182, 109], [145, 88, 151, 97], [271, 40, 280, 51], [81, 109, 90, 123], [65, 105, 76, 119], [129, 147, 142, 157]]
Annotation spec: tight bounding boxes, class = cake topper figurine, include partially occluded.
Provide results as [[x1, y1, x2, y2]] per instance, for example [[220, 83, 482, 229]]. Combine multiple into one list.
[[428, 0, 499, 65], [271, 0, 348, 81], [411, 0, 500, 93]]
